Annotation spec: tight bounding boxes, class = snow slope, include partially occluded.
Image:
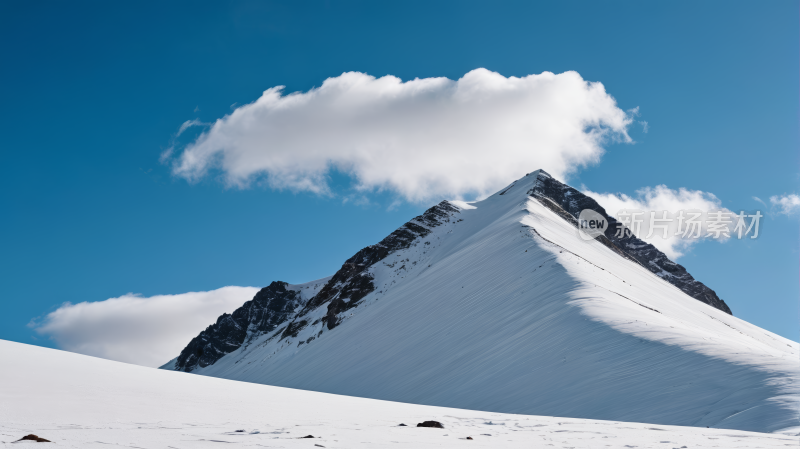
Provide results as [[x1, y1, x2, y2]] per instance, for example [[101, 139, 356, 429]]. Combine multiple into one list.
[[1, 339, 797, 448], [173, 171, 798, 434]]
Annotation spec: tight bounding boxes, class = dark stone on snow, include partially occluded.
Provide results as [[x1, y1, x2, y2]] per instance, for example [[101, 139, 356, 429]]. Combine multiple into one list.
[[417, 421, 444, 428], [16, 434, 51, 442], [528, 171, 732, 315], [398, 423, 407, 426], [301, 434, 315, 438]]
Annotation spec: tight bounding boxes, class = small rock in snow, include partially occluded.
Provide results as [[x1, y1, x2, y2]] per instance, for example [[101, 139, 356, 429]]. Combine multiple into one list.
[[417, 420, 444, 428], [16, 434, 51, 442]]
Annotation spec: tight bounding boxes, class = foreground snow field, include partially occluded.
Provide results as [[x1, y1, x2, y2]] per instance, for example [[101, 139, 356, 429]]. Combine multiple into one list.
[[1, 340, 797, 448], [169, 171, 799, 433]]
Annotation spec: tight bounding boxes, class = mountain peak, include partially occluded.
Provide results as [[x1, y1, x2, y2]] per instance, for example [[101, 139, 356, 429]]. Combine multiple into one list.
[[172, 171, 731, 373], [163, 170, 797, 434]]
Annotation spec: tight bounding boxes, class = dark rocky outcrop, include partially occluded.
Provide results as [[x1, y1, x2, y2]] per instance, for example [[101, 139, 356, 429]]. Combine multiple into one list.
[[296, 200, 460, 330], [174, 281, 304, 372], [528, 170, 732, 315], [172, 201, 460, 372]]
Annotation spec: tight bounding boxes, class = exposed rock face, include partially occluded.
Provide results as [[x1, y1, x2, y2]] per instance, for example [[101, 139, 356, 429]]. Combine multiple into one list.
[[528, 170, 731, 315], [174, 281, 304, 372], [172, 201, 461, 372], [299, 200, 460, 330]]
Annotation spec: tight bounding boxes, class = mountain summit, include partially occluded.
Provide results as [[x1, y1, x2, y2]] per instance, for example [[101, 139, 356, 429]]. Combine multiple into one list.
[[165, 170, 798, 434]]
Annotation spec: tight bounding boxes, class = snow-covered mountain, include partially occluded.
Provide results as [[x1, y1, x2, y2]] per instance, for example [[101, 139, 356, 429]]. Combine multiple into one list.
[[165, 170, 799, 433]]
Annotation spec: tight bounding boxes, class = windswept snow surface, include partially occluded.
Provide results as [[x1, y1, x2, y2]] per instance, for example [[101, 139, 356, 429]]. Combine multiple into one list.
[[185, 171, 799, 434], [1, 340, 797, 448]]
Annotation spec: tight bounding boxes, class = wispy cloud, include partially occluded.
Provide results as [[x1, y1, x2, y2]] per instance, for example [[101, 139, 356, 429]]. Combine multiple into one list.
[[160, 119, 213, 164], [167, 69, 634, 203], [31, 286, 258, 367], [177, 118, 210, 137]]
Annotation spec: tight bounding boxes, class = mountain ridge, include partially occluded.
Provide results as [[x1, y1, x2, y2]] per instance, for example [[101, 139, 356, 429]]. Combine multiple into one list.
[[172, 170, 730, 372], [528, 171, 731, 314], [164, 169, 797, 433]]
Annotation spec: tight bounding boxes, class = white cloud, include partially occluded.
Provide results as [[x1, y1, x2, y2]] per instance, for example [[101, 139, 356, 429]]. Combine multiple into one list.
[[160, 119, 213, 164], [770, 194, 800, 215], [583, 186, 734, 260], [32, 286, 258, 368], [177, 119, 210, 137], [170, 68, 633, 203]]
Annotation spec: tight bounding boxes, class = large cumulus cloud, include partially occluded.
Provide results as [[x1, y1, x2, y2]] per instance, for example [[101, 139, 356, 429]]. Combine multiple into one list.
[[170, 69, 633, 202]]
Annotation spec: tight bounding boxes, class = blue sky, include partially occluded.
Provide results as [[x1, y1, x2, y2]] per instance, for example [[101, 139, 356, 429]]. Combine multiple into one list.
[[1, 0, 798, 362]]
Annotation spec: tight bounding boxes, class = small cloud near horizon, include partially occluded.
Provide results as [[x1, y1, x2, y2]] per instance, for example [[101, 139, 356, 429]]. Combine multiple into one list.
[[31, 286, 258, 367]]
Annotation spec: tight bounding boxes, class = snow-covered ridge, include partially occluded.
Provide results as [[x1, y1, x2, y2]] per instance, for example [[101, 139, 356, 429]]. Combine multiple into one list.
[[166, 169, 798, 433], [527, 170, 731, 314]]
